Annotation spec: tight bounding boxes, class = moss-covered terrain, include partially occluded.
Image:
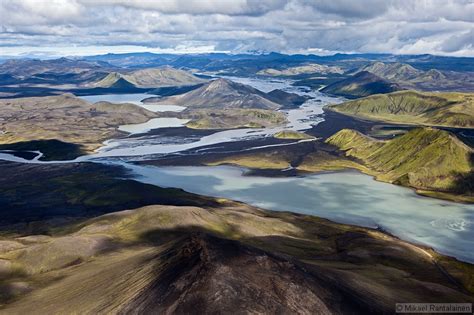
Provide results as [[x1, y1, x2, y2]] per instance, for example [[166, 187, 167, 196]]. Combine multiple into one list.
[[325, 128, 474, 202], [273, 130, 314, 140], [326, 90, 474, 128]]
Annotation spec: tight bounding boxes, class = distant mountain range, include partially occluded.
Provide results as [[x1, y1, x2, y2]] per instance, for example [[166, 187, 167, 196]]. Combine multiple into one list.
[[320, 60, 473, 97], [352, 61, 474, 92], [0, 57, 111, 77], [79, 52, 474, 73], [0, 54, 472, 98]]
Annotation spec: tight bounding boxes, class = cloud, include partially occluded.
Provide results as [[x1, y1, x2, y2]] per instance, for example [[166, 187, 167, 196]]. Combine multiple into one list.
[[301, 0, 391, 19], [441, 29, 474, 52], [0, 0, 472, 56], [80, 0, 287, 16]]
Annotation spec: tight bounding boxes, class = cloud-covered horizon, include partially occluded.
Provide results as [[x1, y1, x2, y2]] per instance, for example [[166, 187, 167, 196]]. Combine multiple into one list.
[[0, 0, 473, 57]]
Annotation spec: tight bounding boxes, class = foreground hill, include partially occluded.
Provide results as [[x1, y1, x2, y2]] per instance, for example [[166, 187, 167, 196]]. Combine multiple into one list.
[[0, 162, 472, 313], [356, 61, 474, 91], [326, 90, 474, 128], [321, 71, 401, 98], [92, 66, 205, 88], [326, 128, 473, 202], [0, 94, 156, 156]]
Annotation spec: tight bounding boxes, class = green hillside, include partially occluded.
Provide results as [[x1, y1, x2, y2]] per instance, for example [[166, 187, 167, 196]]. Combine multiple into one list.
[[327, 128, 473, 201], [326, 90, 474, 128], [273, 130, 314, 140]]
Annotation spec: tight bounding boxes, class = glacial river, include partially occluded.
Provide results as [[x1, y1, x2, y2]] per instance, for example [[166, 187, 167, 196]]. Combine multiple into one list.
[[0, 76, 473, 263], [116, 164, 474, 263]]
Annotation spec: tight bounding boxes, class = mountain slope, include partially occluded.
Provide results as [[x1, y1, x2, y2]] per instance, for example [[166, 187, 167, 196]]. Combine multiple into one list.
[[257, 63, 343, 76], [326, 90, 474, 128], [355, 61, 474, 91], [327, 128, 473, 199], [0, 94, 157, 154], [321, 71, 401, 98], [1, 201, 472, 313], [153, 78, 282, 110], [93, 67, 205, 88], [357, 61, 422, 81]]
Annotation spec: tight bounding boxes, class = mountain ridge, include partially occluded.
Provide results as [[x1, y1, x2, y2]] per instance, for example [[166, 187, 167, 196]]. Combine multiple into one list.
[[326, 128, 473, 201], [326, 90, 474, 128]]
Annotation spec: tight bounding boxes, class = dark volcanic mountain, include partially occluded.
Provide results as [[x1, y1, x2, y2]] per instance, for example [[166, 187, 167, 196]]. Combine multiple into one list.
[[153, 78, 286, 110], [321, 71, 401, 98]]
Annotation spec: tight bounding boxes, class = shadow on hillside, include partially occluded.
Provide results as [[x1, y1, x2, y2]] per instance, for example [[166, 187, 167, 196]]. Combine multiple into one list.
[[451, 152, 474, 196], [125, 223, 471, 311], [0, 161, 218, 234], [0, 139, 87, 161]]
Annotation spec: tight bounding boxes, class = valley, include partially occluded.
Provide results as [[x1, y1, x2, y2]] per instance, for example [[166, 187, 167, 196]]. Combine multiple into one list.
[[2, 1, 473, 312]]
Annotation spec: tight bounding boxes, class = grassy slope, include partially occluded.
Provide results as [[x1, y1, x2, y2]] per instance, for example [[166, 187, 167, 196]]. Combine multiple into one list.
[[326, 90, 474, 128], [273, 130, 314, 140], [326, 128, 473, 201]]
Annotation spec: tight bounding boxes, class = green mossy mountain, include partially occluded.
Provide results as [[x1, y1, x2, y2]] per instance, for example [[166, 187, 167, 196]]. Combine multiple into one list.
[[326, 90, 474, 128], [321, 71, 401, 98], [273, 130, 314, 140], [327, 128, 473, 200]]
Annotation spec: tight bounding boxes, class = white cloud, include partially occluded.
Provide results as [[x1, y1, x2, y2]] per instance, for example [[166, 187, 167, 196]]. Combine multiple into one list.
[[0, 0, 472, 56]]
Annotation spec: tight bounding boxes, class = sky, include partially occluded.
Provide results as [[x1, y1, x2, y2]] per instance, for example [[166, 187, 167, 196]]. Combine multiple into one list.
[[0, 0, 473, 57]]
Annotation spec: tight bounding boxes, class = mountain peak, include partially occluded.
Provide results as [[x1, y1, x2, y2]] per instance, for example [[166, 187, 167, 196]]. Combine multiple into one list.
[[208, 78, 231, 87]]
